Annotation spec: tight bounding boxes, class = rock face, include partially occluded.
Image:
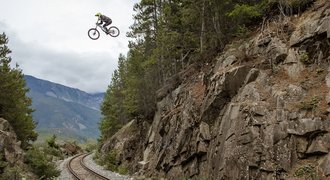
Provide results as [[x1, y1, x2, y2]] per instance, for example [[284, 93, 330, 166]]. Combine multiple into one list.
[[101, 119, 150, 173], [59, 141, 83, 156], [102, 0, 330, 179], [0, 118, 24, 167]]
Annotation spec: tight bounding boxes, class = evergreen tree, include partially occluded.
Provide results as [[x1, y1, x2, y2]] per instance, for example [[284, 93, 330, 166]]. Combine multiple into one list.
[[0, 33, 37, 148], [100, 54, 129, 139]]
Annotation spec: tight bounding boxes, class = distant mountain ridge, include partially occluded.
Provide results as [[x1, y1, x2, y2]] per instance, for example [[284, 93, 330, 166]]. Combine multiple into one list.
[[25, 75, 104, 110], [24, 75, 105, 142]]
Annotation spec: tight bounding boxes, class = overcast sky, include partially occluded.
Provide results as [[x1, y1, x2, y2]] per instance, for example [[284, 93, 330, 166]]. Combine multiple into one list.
[[0, 0, 139, 93]]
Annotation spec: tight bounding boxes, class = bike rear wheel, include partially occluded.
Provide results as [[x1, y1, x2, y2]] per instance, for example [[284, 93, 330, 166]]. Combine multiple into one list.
[[88, 28, 100, 40], [108, 26, 120, 37]]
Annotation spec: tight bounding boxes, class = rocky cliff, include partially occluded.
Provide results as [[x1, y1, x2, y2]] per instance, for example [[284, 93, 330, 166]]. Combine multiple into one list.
[[0, 118, 24, 167], [102, 0, 330, 179], [0, 118, 35, 178]]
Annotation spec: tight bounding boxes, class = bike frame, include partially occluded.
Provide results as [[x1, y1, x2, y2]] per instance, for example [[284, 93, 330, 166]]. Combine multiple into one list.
[[95, 20, 108, 33]]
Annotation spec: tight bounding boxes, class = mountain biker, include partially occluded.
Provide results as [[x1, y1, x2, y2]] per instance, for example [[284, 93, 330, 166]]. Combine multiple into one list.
[[95, 13, 112, 33]]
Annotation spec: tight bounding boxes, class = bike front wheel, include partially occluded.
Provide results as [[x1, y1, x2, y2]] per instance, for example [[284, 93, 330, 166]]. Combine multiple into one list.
[[88, 28, 100, 40], [108, 26, 120, 37]]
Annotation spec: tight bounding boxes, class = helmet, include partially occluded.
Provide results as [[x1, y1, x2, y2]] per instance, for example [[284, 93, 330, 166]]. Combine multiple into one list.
[[95, 13, 102, 17]]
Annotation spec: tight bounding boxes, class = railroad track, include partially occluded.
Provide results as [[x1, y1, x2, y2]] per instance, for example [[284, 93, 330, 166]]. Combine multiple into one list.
[[67, 153, 110, 180]]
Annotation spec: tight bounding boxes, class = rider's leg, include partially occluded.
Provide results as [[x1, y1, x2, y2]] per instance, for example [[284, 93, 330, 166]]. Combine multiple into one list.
[[103, 21, 111, 34], [103, 21, 111, 29]]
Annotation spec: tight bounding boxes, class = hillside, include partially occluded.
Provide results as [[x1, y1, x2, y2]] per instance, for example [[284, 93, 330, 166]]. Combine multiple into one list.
[[24, 75, 104, 142], [99, 0, 330, 179]]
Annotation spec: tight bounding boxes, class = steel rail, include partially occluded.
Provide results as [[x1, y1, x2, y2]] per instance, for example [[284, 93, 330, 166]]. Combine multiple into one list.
[[67, 154, 82, 180], [67, 153, 110, 180]]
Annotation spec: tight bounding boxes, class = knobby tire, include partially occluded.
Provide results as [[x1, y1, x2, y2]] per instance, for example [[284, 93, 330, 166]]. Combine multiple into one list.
[[108, 26, 120, 37], [88, 28, 100, 40]]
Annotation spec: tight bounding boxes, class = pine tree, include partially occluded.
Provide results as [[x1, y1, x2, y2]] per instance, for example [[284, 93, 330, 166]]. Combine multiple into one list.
[[0, 33, 37, 148], [100, 54, 129, 139]]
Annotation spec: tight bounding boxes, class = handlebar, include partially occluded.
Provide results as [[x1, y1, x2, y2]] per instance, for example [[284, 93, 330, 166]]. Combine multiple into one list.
[[95, 21, 102, 28]]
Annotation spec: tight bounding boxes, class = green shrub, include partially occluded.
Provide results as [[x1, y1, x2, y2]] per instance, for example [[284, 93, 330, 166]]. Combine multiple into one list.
[[300, 52, 311, 64], [226, 1, 267, 36], [118, 164, 129, 175], [235, 25, 249, 37], [103, 150, 118, 171], [43, 146, 64, 160], [94, 150, 120, 172], [299, 96, 320, 111], [0, 152, 7, 170], [82, 140, 98, 153], [33, 139, 63, 160], [0, 166, 22, 180], [294, 164, 317, 178], [46, 134, 59, 149], [94, 150, 130, 175], [227, 4, 262, 23], [43, 135, 64, 159], [93, 151, 101, 162], [25, 147, 60, 179]]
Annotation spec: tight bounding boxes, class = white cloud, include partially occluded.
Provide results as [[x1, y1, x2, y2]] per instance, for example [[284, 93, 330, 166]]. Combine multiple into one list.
[[4, 31, 117, 92], [0, 0, 140, 92]]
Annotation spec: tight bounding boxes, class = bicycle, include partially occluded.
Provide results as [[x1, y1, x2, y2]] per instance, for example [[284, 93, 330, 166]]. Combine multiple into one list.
[[88, 21, 120, 40]]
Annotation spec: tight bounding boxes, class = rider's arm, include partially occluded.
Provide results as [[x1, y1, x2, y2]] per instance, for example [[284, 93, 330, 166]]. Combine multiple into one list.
[[97, 17, 102, 25]]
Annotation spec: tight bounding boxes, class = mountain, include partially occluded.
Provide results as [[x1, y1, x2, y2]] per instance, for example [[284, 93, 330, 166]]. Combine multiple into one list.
[[24, 75, 104, 142]]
